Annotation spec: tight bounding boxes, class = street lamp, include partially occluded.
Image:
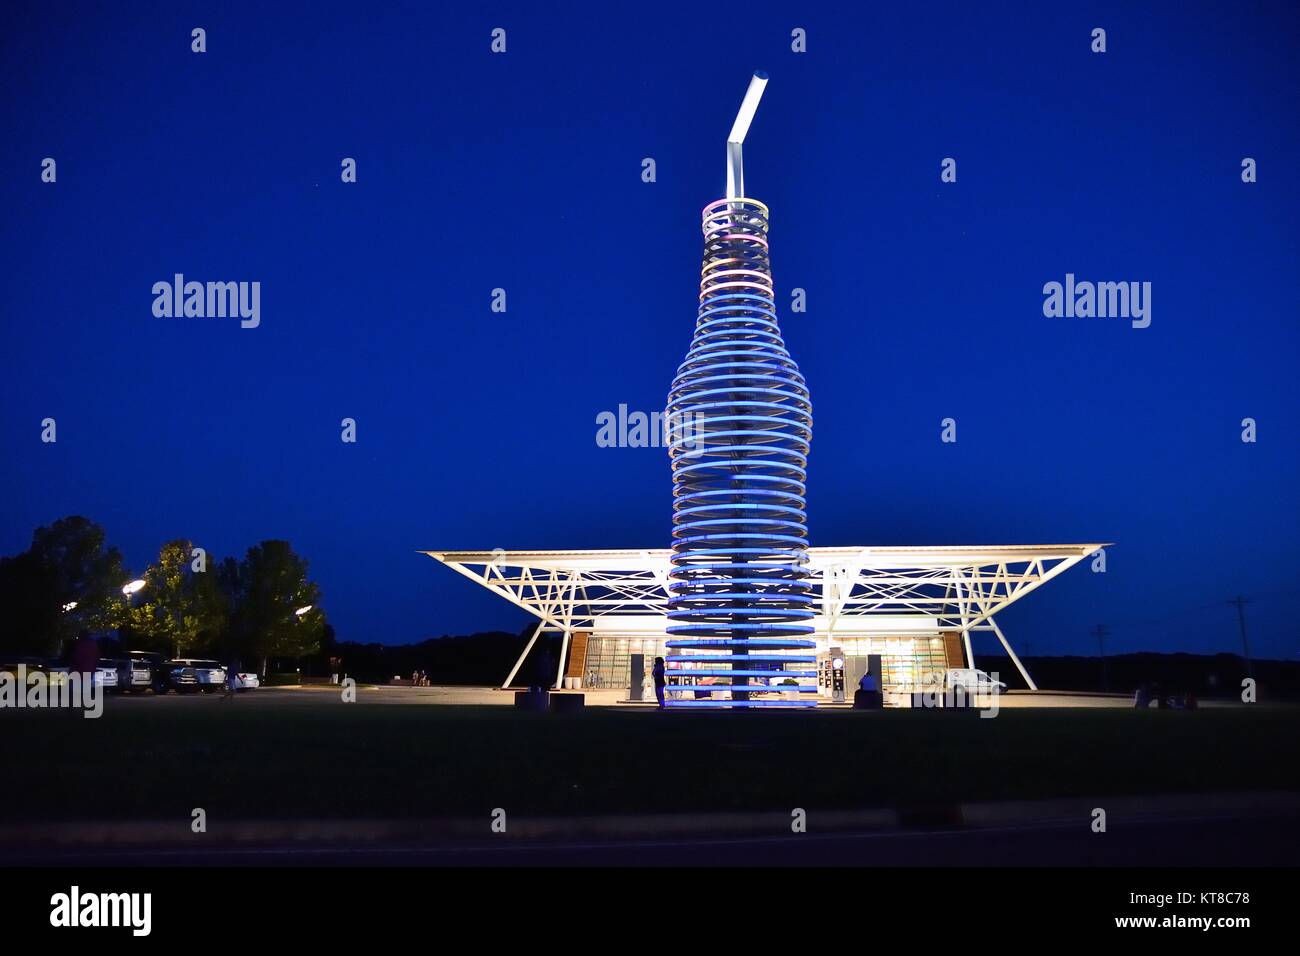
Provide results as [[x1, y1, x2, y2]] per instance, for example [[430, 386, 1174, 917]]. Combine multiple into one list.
[[289, 605, 315, 678], [115, 579, 148, 652], [62, 600, 78, 613]]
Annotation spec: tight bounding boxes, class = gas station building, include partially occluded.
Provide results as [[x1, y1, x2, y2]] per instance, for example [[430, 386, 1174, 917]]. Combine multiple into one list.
[[424, 544, 1102, 705]]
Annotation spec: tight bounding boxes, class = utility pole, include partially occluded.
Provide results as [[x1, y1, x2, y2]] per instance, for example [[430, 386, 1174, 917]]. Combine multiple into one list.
[[1091, 624, 1109, 692], [1228, 596, 1254, 679]]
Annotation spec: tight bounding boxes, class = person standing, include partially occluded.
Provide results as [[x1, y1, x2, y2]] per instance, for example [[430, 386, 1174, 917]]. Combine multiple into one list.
[[652, 656, 666, 709], [222, 656, 241, 700]]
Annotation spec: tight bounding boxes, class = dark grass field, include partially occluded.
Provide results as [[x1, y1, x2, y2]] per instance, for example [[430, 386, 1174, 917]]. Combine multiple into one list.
[[4, 697, 1297, 822]]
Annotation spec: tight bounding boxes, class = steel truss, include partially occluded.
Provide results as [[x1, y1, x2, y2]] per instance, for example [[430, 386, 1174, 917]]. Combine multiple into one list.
[[423, 544, 1106, 692]]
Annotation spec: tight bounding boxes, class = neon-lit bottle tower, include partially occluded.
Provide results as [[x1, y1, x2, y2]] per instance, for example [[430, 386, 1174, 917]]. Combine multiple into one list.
[[665, 71, 817, 709]]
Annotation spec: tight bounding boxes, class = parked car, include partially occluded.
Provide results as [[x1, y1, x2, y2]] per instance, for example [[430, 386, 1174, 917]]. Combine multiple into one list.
[[95, 659, 123, 691], [232, 671, 260, 690], [46, 660, 119, 690], [0, 656, 46, 678], [152, 659, 200, 694], [944, 668, 1007, 693], [123, 653, 157, 693], [170, 658, 227, 692]]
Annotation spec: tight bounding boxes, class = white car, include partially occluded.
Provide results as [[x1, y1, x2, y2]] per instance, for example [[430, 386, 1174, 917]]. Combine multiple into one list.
[[232, 671, 260, 690], [944, 668, 1007, 693], [47, 662, 118, 690], [93, 662, 120, 690], [171, 658, 227, 692]]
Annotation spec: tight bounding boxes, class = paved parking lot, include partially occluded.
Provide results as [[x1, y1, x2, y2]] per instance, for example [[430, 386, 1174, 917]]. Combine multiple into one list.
[[105, 684, 1173, 709], [108, 684, 634, 707]]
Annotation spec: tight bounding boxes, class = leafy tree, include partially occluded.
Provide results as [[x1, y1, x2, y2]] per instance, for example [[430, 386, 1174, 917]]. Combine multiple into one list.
[[0, 551, 61, 657], [220, 541, 324, 674], [128, 539, 227, 657], [0, 517, 127, 656]]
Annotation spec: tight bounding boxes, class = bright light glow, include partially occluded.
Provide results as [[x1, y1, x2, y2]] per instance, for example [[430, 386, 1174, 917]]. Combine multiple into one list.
[[62, 601, 78, 612], [295, 605, 313, 616], [121, 579, 146, 595]]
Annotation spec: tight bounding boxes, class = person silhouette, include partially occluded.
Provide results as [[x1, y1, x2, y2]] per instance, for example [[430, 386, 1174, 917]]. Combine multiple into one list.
[[652, 656, 666, 709], [222, 656, 241, 700]]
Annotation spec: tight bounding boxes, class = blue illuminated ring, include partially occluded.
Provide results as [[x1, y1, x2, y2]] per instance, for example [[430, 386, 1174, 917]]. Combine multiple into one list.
[[665, 198, 814, 709]]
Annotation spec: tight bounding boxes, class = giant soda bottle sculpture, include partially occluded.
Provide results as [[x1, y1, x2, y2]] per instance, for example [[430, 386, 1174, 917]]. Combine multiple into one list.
[[665, 72, 816, 708]]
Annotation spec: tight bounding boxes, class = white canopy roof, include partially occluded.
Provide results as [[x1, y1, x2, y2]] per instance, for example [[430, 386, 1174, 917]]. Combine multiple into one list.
[[423, 544, 1108, 692], [422, 544, 1105, 629]]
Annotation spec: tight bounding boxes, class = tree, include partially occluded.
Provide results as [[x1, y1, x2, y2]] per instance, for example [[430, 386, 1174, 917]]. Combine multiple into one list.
[[220, 541, 324, 675], [128, 539, 227, 657], [0, 551, 61, 657], [0, 517, 127, 656]]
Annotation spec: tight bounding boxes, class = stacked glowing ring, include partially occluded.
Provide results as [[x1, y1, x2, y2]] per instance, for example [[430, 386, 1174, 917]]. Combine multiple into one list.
[[665, 197, 815, 708]]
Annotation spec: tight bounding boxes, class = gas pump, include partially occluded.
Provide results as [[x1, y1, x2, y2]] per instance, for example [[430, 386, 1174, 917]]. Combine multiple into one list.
[[830, 646, 845, 703], [629, 654, 645, 702]]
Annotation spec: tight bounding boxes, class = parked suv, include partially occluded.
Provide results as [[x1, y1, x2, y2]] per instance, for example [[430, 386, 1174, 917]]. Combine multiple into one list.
[[123, 653, 157, 693], [152, 659, 200, 694], [95, 658, 123, 691], [170, 658, 227, 693]]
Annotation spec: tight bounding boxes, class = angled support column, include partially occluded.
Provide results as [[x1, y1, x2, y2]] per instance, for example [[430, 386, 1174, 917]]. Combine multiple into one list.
[[555, 629, 571, 690], [953, 568, 975, 668], [502, 619, 546, 690], [552, 570, 582, 689], [987, 615, 1037, 690]]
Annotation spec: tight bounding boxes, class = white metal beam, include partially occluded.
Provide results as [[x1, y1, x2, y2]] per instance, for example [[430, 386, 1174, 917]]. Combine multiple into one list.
[[502, 619, 546, 690], [424, 544, 1104, 687], [988, 614, 1037, 690]]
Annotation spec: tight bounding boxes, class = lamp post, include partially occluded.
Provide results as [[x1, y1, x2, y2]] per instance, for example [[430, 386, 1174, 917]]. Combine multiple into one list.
[[57, 600, 80, 658], [119, 579, 146, 649], [293, 606, 314, 677]]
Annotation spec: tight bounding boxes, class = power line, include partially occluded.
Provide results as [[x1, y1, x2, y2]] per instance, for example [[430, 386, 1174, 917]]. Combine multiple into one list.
[[1090, 586, 1298, 634], [1066, 586, 1298, 657]]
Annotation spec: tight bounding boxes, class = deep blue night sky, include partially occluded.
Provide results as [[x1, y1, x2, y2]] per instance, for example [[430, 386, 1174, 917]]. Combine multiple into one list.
[[2, 2, 1296, 660]]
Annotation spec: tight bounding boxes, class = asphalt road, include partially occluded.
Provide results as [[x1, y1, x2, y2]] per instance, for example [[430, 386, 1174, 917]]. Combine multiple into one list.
[[7, 812, 1297, 866]]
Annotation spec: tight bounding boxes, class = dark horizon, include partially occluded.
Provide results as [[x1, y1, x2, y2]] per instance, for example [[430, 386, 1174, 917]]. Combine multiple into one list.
[[2, 1, 1297, 660]]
